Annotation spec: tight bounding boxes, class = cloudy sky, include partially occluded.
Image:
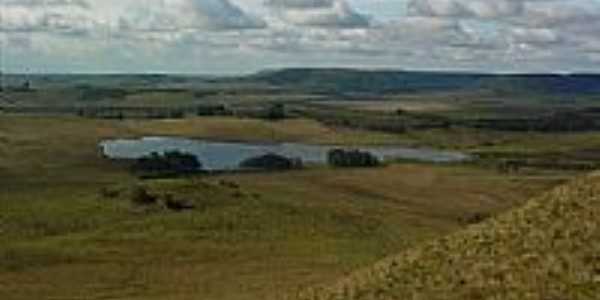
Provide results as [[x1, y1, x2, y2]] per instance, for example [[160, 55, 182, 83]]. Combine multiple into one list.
[[1, 0, 600, 74]]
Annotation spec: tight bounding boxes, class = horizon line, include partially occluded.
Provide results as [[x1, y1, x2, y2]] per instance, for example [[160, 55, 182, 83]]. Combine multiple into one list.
[[1, 67, 599, 76]]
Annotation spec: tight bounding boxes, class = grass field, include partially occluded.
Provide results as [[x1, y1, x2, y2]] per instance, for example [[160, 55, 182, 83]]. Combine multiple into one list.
[[298, 173, 600, 300], [0, 116, 569, 300]]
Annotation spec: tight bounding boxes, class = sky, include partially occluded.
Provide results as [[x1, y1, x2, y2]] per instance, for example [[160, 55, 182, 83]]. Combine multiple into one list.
[[1, 0, 600, 74]]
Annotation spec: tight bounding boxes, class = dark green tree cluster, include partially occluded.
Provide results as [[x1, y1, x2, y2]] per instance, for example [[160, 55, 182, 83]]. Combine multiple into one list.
[[239, 153, 302, 170], [196, 104, 231, 116], [265, 103, 286, 120], [133, 151, 202, 175], [327, 149, 380, 168]]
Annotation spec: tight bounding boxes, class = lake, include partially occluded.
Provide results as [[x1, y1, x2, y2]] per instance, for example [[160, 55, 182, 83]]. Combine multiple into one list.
[[100, 137, 471, 170]]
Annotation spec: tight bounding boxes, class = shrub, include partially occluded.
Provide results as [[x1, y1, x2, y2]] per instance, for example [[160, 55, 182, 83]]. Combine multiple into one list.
[[133, 151, 202, 175], [130, 186, 156, 205], [163, 194, 195, 211], [232, 191, 245, 198], [327, 148, 380, 168], [169, 110, 185, 119], [219, 179, 240, 189], [99, 187, 120, 199], [497, 159, 525, 173], [265, 103, 286, 120], [196, 104, 231, 116], [458, 212, 491, 225], [77, 86, 128, 102], [239, 153, 303, 170]]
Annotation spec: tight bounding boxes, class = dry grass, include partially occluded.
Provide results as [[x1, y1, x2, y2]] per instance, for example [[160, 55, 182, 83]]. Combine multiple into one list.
[[297, 174, 600, 300]]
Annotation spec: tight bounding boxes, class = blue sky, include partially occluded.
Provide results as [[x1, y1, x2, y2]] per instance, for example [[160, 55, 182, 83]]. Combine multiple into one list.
[[1, 0, 600, 74]]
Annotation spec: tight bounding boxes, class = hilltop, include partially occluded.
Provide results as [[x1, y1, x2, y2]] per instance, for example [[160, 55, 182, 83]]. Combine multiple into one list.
[[297, 174, 600, 300]]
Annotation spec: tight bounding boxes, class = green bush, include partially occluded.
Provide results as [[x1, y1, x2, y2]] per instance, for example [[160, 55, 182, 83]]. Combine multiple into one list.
[[133, 151, 202, 175], [130, 186, 156, 205], [163, 194, 195, 211], [239, 153, 303, 170], [265, 103, 286, 120], [327, 149, 380, 168]]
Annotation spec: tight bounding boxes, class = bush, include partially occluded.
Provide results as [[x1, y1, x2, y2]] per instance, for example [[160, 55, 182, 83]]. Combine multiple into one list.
[[133, 151, 202, 175], [458, 212, 491, 225], [130, 186, 156, 205], [169, 110, 185, 119], [99, 187, 121, 199], [497, 159, 525, 173], [327, 149, 380, 168], [163, 194, 195, 211], [196, 104, 231, 116], [265, 103, 286, 120], [239, 153, 303, 170], [219, 179, 240, 189]]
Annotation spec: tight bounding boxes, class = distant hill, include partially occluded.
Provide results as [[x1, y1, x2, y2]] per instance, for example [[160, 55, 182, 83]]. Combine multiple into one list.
[[243, 68, 600, 95], [3, 69, 600, 96], [296, 174, 600, 300]]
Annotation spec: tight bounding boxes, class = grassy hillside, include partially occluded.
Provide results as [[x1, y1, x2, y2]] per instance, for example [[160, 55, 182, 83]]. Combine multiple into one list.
[[297, 174, 600, 300]]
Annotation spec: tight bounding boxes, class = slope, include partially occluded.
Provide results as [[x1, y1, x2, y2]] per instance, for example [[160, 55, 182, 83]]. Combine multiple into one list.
[[297, 174, 600, 300]]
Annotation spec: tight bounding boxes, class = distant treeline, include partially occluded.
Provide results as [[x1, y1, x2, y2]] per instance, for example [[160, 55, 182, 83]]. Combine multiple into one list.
[[0, 103, 294, 121], [492, 158, 600, 173], [0, 105, 231, 119], [302, 106, 600, 133], [302, 107, 449, 134], [461, 111, 600, 132]]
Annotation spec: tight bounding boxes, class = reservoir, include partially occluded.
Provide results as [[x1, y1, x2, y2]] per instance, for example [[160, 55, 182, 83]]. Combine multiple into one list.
[[100, 137, 471, 170]]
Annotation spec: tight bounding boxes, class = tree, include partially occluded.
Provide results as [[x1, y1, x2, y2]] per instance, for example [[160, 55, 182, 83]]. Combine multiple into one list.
[[133, 151, 202, 175], [265, 103, 286, 120], [22, 80, 31, 91], [239, 153, 303, 170], [327, 149, 380, 168]]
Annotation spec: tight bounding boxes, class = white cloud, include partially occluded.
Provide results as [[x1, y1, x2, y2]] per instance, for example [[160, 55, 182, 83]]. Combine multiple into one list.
[[266, 0, 370, 28], [407, 0, 525, 19], [0, 0, 599, 73]]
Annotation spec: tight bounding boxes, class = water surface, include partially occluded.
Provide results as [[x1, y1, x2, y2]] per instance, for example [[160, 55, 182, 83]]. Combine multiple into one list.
[[100, 137, 470, 170]]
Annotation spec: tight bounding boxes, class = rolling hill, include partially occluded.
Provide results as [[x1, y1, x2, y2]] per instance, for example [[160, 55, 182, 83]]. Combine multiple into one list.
[[3, 68, 600, 97], [246, 68, 600, 95], [296, 173, 600, 300]]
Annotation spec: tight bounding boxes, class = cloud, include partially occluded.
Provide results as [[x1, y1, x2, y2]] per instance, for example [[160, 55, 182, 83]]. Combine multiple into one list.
[[266, 0, 335, 9], [522, 1, 600, 27], [1, 0, 600, 73], [407, 0, 524, 19], [0, 0, 266, 34], [0, 0, 94, 34], [406, 0, 600, 27], [2, 0, 90, 8], [192, 0, 266, 30], [266, 0, 370, 28]]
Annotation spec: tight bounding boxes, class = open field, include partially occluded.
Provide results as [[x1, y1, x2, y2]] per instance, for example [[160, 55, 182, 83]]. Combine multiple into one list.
[[0, 116, 569, 300], [3, 70, 600, 300]]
